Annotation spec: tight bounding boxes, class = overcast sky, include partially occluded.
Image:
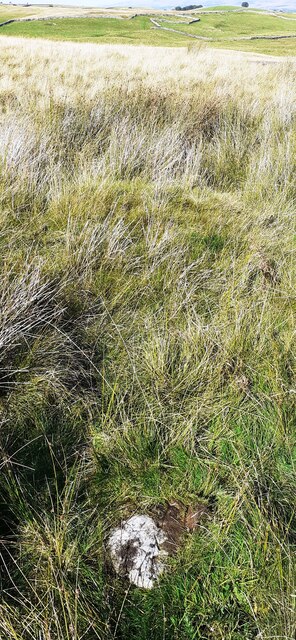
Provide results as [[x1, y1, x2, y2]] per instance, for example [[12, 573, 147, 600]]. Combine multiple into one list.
[[11, 1, 296, 10]]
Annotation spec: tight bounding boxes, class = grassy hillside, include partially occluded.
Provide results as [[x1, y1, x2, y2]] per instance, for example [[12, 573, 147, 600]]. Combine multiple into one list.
[[167, 12, 296, 37], [0, 15, 190, 46], [0, 5, 296, 54], [0, 37, 295, 640]]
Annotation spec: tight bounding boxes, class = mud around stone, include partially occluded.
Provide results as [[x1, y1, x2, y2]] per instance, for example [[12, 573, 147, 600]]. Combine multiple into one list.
[[108, 501, 211, 589], [154, 500, 211, 553]]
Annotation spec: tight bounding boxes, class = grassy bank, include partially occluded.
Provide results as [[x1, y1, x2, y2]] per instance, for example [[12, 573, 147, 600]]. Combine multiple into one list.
[[0, 38, 295, 640]]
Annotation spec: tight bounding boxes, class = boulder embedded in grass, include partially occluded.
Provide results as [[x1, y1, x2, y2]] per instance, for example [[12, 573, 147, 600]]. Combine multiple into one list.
[[108, 515, 168, 589], [108, 502, 211, 588]]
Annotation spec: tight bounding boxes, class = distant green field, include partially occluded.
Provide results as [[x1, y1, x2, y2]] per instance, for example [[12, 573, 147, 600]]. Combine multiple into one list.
[[168, 12, 296, 37], [213, 36, 296, 56], [0, 16, 190, 46], [0, 6, 296, 55]]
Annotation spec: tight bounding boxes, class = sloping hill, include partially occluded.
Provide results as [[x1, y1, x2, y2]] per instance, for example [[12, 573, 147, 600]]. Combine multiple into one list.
[[0, 5, 296, 54]]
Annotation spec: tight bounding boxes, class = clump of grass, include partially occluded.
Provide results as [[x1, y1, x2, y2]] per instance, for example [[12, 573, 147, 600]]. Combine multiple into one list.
[[0, 39, 295, 639]]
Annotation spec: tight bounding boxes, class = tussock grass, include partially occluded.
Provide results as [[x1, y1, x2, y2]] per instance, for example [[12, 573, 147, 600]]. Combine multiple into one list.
[[0, 39, 295, 640]]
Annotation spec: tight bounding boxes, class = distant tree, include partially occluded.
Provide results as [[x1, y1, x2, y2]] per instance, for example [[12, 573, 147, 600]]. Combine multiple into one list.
[[175, 4, 203, 10], [241, 2, 249, 6]]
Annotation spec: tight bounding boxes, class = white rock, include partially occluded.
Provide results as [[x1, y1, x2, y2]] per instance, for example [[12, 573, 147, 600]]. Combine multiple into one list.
[[108, 514, 168, 589]]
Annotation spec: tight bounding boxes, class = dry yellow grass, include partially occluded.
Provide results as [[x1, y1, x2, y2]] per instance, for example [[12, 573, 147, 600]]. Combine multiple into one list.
[[0, 5, 185, 19], [0, 35, 294, 105]]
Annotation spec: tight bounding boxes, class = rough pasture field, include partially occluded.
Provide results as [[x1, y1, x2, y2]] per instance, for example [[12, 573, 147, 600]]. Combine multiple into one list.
[[0, 30, 295, 640]]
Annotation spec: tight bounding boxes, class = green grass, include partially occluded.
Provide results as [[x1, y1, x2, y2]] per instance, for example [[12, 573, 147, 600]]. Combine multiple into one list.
[[1, 8, 296, 55], [0, 32, 295, 640], [172, 12, 296, 37], [0, 16, 191, 46], [212, 36, 296, 55]]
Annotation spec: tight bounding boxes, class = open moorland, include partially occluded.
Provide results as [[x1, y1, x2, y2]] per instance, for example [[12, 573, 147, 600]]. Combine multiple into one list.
[[1, 4, 296, 54], [0, 34, 295, 639]]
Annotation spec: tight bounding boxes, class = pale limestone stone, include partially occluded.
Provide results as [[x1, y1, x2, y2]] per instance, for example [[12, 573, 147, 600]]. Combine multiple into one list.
[[108, 515, 168, 589]]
